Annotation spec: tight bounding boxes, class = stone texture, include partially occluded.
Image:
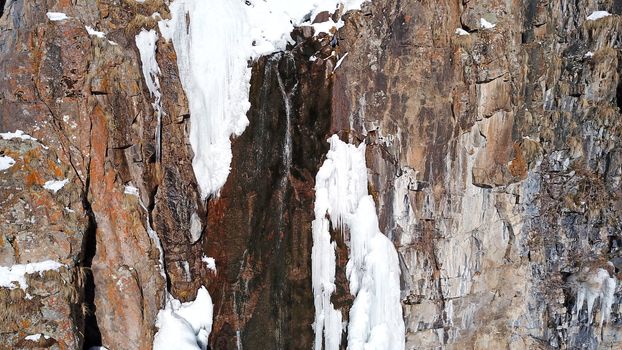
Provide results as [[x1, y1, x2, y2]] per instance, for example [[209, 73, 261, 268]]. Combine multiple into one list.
[[331, 0, 622, 348], [0, 0, 200, 349]]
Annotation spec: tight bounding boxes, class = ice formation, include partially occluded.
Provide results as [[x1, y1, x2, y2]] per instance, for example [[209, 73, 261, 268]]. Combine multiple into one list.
[[158, 0, 367, 198], [158, 0, 252, 198], [573, 267, 617, 326], [153, 287, 214, 350], [312, 135, 404, 349], [0, 260, 64, 290], [135, 29, 163, 161], [148, 1, 372, 347]]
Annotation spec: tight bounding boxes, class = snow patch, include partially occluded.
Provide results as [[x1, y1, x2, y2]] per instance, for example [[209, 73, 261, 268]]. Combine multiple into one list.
[[480, 18, 496, 29], [312, 135, 405, 349], [0, 260, 64, 290], [25, 334, 50, 341], [0, 155, 15, 171], [46, 12, 70, 21], [586, 11, 611, 21], [153, 287, 214, 350], [201, 256, 216, 273], [85, 26, 106, 38], [1, 130, 37, 141], [124, 185, 140, 197], [43, 179, 69, 193], [455, 28, 470, 36]]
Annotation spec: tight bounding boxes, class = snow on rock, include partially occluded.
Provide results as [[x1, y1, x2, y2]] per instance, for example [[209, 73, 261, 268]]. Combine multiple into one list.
[[572, 266, 617, 326], [455, 28, 470, 36], [46, 12, 70, 21], [480, 18, 496, 29], [333, 52, 349, 72], [1, 129, 48, 149], [85, 26, 106, 38], [0, 260, 64, 290], [43, 179, 69, 193], [124, 185, 140, 196], [159, 0, 367, 198], [587, 11, 611, 21], [0, 130, 37, 141], [0, 155, 15, 171], [136, 29, 163, 160], [153, 286, 214, 350], [190, 212, 202, 243], [25, 334, 50, 341], [201, 256, 217, 272], [312, 135, 405, 350]]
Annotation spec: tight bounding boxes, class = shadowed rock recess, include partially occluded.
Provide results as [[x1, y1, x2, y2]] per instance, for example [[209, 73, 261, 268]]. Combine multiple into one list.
[[0, 0, 621, 349]]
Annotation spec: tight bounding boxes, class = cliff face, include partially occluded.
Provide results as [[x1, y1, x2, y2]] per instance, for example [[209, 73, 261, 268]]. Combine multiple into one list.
[[332, 0, 622, 348], [0, 0, 621, 349]]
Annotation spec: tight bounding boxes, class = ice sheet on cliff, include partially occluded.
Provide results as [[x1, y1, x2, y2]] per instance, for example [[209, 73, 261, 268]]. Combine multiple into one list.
[[158, 0, 367, 199], [312, 135, 405, 350]]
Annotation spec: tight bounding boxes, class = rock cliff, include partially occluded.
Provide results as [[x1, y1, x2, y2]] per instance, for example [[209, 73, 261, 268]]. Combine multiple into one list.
[[0, 0, 621, 349]]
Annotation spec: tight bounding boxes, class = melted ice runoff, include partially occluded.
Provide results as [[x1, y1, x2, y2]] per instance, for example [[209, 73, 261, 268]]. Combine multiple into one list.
[[312, 135, 405, 350]]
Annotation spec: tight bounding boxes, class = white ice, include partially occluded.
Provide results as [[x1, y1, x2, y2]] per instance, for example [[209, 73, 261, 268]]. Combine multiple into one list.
[[0, 260, 64, 290], [46, 12, 69, 21], [135, 29, 164, 161], [574, 267, 617, 326], [153, 286, 214, 350], [312, 135, 404, 350], [587, 11, 611, 21], [160, 0, 367, 198], [43, 179, 69, 193]]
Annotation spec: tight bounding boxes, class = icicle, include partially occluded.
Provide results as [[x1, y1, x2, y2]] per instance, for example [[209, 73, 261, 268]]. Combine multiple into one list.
[[311, 135, 405, 350], [572, 266, 618, 326]]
